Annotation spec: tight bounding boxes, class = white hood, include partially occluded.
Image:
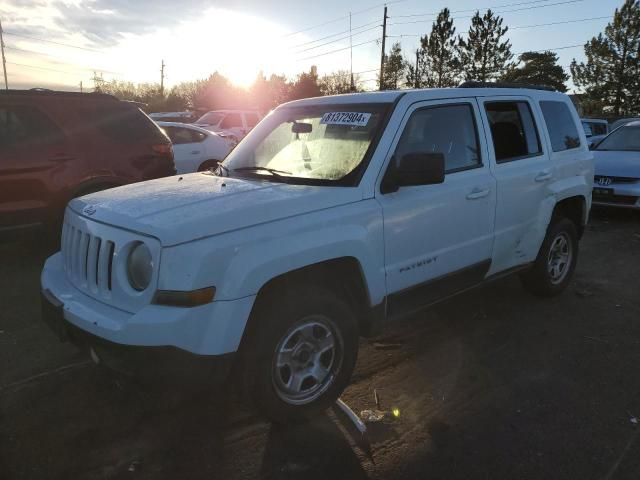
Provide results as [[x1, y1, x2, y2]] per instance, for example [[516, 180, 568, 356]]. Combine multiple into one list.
[[69, 173, 362, 246]]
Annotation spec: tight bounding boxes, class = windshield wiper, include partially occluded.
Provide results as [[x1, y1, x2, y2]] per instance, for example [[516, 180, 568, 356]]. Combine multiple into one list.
[[233, 166, 292, 178]]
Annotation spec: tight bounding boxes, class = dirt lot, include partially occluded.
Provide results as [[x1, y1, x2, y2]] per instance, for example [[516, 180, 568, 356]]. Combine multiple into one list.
[[1, 209, 640, 480]]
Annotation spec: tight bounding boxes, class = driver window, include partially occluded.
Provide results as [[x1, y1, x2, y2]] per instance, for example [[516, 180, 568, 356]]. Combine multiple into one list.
[[394, 104, 481, 173]]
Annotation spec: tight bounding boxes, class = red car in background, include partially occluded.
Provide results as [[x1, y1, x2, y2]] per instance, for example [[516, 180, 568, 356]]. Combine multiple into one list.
[[0, 89, 175, 240]]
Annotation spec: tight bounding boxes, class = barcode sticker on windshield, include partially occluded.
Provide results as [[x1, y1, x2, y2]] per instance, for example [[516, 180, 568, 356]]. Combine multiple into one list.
[[320, 112, 371, 126]]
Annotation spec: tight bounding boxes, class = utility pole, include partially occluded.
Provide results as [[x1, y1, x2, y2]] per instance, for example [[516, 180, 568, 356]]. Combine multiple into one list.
[[79, 81, 83, 93], [160, 59, 165, 96], [0, 18, 8, 90], [415, 49, 420, 89], [349, 12, 354, 92], [379, 6, 388, 91]]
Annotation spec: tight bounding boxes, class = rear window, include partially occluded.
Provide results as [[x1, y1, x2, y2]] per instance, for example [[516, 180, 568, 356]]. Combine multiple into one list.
[[540, 101, 581, 152], [485, 101, 541, 162], [0, 105, 65, 148], [81, 105, 167, 144]]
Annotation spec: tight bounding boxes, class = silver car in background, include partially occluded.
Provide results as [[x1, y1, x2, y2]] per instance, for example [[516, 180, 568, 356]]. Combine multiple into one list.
[[592, 121, 640, 209]]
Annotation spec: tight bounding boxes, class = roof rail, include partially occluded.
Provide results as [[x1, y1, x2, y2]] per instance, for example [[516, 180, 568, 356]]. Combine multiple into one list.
[[0, 89, 118, 100], [459, 81, 556, 91]]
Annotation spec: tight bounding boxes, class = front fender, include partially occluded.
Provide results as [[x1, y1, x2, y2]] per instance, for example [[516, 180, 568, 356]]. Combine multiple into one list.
[[158, 199, 386, 306]]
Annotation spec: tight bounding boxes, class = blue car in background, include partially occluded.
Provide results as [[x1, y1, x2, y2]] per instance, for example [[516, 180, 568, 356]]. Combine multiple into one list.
[[592, 121, 640, 209]]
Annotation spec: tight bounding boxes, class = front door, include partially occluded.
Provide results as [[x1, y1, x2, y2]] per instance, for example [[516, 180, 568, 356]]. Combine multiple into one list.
[[0, 104, 73, 230], [376, 98, 496, 316]]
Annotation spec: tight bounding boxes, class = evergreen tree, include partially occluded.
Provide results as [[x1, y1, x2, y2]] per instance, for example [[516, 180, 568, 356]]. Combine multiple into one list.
[[457, 9, 514, 82], [379, 42, 406, 90], [318, 70, 361, 95], [289, 66, 322, 100], [502, 51, 569, 92], [571, 0, 640, 116], [418, 8, 460, 88]]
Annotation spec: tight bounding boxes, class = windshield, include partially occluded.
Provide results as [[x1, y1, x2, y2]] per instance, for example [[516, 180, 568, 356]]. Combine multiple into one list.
[[197, 112, 224, 125], [596, 126, 640, 151], [222, 104, 389, 185]]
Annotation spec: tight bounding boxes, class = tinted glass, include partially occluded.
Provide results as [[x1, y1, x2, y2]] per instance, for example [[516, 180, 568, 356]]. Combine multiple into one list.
[[197, 112, 224, 125], [596, 126, 640, 151], [590, 123, 608, 136], [0, 106, 64, 148], [221, 113, 242, 129], [540, 101, 581, 152], [192, 131, 207, 142], [394, 104, 481, 173], [164, 127, 195, 144], [245, 113, 260, 128], [485, 101, 541, 162], [82, 106, 166, 144]]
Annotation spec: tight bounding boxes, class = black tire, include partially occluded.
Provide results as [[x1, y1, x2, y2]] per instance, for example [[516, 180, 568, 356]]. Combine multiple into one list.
[[520, 217, 579, 297], [243, 285, 359, 423], [197, 159, 220, 172]]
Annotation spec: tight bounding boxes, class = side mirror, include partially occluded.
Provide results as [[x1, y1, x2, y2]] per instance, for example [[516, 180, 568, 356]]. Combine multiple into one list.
[[397, 152, 445, 185], [382, 152, 445, 193]]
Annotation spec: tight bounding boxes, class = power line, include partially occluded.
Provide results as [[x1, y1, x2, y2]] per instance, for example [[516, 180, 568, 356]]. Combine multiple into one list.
[[387, 15, 611, 38], [390, 0, 584, 26], [281, 0, 407, 38], [4, 44, 121, 74], [290, 20, 380, 50], [3, 30, 103, 53], [293, 25, 380, 53], [295, 38, 380, 62], [5, 60, 99, 76], [393, 0, 557, 18]]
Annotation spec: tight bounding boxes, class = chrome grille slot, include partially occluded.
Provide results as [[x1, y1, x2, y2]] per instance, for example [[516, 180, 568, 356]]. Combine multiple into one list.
[[62, 220, 116, 298]]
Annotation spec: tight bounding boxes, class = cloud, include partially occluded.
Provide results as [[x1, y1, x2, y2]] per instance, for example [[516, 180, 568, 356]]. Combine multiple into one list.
[[50, 0, 222, 45]]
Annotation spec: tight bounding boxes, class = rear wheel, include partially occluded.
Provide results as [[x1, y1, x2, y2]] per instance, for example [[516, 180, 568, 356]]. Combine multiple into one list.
[[520, 217, 578, 297], [243, 285, 358, 423]]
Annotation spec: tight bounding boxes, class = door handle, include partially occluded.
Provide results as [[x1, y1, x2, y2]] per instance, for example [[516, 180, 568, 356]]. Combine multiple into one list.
[[191, 150, 201, 154], [535, 170, 552, 182], [466, 187, 490, 200]]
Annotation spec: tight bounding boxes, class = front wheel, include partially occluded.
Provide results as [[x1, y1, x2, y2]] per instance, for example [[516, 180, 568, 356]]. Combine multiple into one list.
[[244, 286, 358, 423], [520, 217, 579, 297]]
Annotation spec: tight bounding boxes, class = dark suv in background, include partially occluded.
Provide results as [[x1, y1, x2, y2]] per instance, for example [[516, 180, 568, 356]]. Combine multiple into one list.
[[0, 89, 175, 240]]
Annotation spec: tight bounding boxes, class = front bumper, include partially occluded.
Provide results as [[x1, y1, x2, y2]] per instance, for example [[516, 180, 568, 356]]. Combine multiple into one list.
[[41, 288, 235, 383], [592, 182, 640, 209], [41, 252, 256, 357]]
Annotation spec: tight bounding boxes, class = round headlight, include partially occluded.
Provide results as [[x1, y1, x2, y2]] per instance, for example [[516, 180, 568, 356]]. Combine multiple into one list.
[[127, 242, 153, 291]]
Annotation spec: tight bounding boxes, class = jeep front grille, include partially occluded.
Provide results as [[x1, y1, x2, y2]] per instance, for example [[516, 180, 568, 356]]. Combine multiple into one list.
[[61, 222, 115, 296]]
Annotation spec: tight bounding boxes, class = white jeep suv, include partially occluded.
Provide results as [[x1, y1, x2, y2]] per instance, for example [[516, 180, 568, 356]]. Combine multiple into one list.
[[41, 84, 593, 422]]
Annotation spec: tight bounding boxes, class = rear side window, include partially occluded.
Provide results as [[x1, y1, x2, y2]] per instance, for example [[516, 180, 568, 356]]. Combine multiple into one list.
[[0, 105, 65, 148], [394, 103, 481, 173], [82, 105, 166, 144], [485, 101, 541, 163], [245, 113, 260, 128], [220, 113, 242, 129], [540, 101, 581, 152], [164, 127, 205, 144]]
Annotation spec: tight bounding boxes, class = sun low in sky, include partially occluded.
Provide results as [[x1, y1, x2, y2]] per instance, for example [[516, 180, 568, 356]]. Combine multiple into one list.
[[0, 0, 616, 91]]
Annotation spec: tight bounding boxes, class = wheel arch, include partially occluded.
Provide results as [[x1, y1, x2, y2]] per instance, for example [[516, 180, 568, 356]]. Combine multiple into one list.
[[552, 194, 588, 238], [242, 257, 376, 344]]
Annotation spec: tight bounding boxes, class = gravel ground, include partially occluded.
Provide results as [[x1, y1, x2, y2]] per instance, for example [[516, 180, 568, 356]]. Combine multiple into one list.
[[1, 209, 639, 480]]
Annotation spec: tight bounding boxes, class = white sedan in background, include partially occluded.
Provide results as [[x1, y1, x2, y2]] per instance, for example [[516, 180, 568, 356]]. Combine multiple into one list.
[[158, 122, 234, 174]]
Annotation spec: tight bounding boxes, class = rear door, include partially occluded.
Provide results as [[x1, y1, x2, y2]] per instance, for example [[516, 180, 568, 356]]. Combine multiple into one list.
[[377, 98, 496, 315], [478, 96, 552, 274], [164, 126, 206, 173], [219, 112, 244, 139], [0, 103, 75, 229]]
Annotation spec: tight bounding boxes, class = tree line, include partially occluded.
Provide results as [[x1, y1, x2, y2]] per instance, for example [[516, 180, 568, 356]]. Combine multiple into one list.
[[96, 0, 640, 117]]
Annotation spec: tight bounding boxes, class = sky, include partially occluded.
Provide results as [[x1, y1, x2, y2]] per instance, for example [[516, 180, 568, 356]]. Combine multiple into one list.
[[0, 0, 622, 92]]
